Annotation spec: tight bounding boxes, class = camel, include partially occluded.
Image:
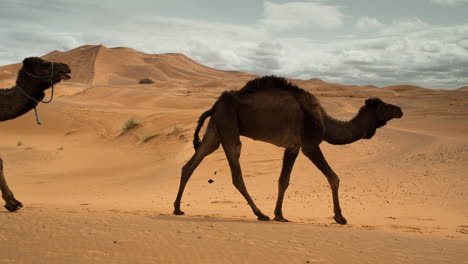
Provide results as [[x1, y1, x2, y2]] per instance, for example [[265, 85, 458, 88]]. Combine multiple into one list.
[[1, 57, 71, 211], [174, 76, 403, 224]]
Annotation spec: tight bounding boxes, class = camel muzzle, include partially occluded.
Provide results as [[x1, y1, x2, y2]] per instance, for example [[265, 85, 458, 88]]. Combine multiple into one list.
[[58, 64, 71, 80], [396, 108, 403, 118]]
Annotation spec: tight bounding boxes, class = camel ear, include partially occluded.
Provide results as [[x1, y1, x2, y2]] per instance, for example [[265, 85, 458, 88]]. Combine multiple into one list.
[[22, 57, 41, 69], [365, 98, 382, 107]]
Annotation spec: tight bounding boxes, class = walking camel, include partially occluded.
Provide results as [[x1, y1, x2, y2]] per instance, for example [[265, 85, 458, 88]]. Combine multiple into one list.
[[174, 76, 403, 224], [1, 57, 71, 211]]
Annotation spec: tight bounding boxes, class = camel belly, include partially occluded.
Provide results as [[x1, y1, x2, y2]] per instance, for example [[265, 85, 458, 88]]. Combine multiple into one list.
[[237, 92, 304, 148]]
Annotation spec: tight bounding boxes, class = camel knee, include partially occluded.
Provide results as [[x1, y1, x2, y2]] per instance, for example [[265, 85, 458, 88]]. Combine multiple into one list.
[[233, 143, 241, 158], [180, 160, 196, 183], [327, 174, 340, 189], [231, 175, 243, 190], [278, 176, 290, 189], [181, 159, 193, 175], [225, 142, 241, 159]]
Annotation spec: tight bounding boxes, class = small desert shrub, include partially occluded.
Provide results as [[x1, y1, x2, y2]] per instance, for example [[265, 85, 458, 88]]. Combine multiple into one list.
[[167, 125, 183, 136], [17, 141, 23, 146], [141, 134, 157, 143], [139, 78, 154, 84], [57, 146, 64, 151], [122, 118, 140, 132]]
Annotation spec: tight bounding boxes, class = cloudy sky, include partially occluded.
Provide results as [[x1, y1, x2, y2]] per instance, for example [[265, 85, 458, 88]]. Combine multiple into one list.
[[1, 0, 467, 89]]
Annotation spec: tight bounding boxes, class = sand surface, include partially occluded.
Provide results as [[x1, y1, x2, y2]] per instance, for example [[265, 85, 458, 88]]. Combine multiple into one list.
[[0, 45, 467, 263]]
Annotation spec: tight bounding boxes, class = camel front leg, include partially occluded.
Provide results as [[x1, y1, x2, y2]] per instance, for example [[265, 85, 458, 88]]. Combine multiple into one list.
[[301, 146, 347, 225], [274, 146, 300, 222], [0, 157, 23, 211]]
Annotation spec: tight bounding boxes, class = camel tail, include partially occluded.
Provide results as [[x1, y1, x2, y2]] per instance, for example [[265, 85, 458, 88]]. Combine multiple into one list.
[[193, 108, 214, 150]]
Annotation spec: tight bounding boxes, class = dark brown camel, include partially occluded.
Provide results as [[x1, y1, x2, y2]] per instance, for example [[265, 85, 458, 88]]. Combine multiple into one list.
[[1, 57, 71, 211], [174, 76, 403, 224]]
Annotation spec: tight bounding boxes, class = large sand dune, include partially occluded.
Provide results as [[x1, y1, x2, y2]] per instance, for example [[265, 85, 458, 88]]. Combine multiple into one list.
[[0, 45, 467, 263]]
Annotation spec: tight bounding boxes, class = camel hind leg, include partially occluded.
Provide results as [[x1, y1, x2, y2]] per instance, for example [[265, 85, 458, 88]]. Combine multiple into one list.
[[0, 157, 23, 211], [174, 120, 220, 215], [301, 145, 347, 225]]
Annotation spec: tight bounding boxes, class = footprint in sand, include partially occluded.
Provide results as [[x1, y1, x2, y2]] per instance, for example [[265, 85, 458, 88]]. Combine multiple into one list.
[[416, 217, 434, 221], [456, 225, 468, 235], [391, 224, 424, 233], [87, 250, 108, 256]]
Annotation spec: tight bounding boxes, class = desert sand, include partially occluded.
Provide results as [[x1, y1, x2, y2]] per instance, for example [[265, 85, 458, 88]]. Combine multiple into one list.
[[0, 45, 467, 263]]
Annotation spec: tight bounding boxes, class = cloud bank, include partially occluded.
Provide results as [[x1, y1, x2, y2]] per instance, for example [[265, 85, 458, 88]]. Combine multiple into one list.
[[0, 0, 467, 89], [261, 1, 343, 30], [430, 0, 468, 6]]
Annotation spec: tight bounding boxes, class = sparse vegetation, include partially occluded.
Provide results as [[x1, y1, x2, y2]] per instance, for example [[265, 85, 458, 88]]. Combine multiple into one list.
[[178, 134, 188, 142], [122, 118, 140, 132], [17, 141, 23, 146], [139, 78, 154, 84], [170, 125, 182, 135], [141, 134, 157, 143], [57, 146, 64, 151]]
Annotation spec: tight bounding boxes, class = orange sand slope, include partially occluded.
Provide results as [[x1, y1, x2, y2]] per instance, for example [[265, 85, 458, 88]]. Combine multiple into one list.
[[0, 45, 467, 263]]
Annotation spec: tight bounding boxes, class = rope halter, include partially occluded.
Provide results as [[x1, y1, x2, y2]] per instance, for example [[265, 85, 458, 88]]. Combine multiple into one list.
[[16, 62, 55, 125]]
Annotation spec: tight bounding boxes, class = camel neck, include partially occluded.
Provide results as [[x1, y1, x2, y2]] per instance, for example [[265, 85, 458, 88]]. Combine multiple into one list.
[[323, 108, 375, 145], [0, 73, 47, 122]]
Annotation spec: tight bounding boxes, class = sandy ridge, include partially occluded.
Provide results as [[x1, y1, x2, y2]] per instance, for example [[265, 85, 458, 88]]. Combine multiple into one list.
[[0, 45, 467, 263]]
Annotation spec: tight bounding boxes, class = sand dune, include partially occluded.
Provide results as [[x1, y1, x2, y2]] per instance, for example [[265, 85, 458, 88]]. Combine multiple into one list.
[[457, 86, 468, 91], [42, 45, 254, 86], [0, 45, 467, 263]]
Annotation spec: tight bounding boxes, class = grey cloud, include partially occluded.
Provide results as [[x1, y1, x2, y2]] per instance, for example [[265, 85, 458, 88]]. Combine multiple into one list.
[[1, 0, 467, 89], [260, 1, 343, 31], [429, 0, 468, 5], [243, 42, 284, 73], [355, 17, 384, 32]]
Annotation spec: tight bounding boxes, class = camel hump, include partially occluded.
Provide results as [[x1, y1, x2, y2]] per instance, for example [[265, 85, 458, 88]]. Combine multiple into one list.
[[236, 75, 323, 120], [239, 76, 319, 103], [239, 75, 304, 95]]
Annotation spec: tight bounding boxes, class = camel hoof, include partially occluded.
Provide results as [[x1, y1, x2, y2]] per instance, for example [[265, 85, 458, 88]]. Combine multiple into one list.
[[257, 215, 270, 221], [273, 217, 289, 222], [4, 200, 23, 212], [334, 215, 347, 225], [173, 210, 185, 216]]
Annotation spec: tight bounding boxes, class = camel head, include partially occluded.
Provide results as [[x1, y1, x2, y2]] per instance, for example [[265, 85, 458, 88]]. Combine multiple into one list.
[[21, 57, 71, 86], [364, 98, 403, 129]]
